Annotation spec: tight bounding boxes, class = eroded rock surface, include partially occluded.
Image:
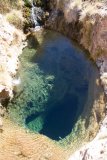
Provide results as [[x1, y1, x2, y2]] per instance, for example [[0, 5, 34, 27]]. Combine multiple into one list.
[[69, 116, 107, 160], [0, 14, 26, 101]]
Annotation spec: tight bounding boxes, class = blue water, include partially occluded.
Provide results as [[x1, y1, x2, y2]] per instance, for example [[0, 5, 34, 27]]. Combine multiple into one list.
[[8, 30, 97, 141]]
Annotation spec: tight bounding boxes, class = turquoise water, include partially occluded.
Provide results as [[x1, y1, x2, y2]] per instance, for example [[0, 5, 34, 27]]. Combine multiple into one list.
[[8, 30, 98, 142]]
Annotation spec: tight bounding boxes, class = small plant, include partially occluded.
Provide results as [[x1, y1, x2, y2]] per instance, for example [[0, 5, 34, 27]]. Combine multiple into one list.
[[24, 0, 32, 7], [34, 0, 45, 7], [23, 6, 33, 32]]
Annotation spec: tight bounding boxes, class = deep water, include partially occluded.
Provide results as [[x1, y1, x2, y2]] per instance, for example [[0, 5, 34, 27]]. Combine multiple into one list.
[[8, 30, 98, 142]]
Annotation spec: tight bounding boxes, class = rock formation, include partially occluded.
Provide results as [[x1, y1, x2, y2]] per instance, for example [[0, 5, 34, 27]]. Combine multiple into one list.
[[0, 14, 26, 103]]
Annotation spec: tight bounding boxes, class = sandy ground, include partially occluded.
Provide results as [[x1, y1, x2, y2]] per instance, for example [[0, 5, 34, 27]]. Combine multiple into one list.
[[0, 117, 69, 160]]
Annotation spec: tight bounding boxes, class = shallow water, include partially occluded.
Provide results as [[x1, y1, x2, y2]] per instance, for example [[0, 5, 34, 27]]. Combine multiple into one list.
[[8, 30, 99, 143]]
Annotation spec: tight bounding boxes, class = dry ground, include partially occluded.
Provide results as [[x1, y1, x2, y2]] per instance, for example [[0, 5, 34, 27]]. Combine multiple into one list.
[[0, 117, 69, 160]]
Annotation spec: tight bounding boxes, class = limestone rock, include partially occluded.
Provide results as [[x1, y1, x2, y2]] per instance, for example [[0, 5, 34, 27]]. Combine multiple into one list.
[[0, 14, 26, 101], [68, 116, 107, 160]]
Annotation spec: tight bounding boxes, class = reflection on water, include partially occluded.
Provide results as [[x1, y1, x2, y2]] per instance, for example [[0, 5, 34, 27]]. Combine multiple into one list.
[[8, 30, 98, 143]]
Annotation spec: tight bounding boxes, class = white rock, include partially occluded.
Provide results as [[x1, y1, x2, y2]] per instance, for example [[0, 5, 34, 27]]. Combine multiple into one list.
[[0, 14, 26, 99]]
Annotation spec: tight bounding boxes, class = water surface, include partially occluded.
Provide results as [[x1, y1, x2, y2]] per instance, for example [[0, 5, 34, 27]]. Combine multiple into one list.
[[8, 30, 99, 143]]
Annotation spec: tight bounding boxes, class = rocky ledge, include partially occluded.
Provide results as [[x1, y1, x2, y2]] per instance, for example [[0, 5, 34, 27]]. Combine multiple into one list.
[[0, 14, 26, 101]]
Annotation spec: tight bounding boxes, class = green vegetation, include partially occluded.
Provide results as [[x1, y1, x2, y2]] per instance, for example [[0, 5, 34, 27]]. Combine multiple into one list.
[[8, 46, 54, 125], [23, 0, 45, 7], [24, 0, 32, 7], [23, 5, 33, 32], [34, 0, 45, 7]]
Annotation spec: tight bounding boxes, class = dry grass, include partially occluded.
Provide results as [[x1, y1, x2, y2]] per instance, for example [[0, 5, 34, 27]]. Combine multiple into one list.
[[6, 10, 24, 29], [0, 0, 23, 14], [63, 0, 107, 22]]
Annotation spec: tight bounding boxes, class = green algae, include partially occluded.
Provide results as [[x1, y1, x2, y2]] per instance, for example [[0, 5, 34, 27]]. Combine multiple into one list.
[[8, 46, 55, 125]]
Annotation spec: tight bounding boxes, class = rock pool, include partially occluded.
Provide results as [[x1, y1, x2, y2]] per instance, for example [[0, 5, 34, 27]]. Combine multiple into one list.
[[8, 30, 105, 147]]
